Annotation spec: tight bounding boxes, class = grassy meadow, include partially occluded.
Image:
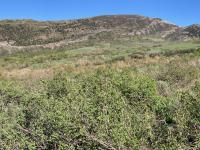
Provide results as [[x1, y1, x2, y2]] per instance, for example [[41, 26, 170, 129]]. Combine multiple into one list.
[[1, 39, 200, 149]]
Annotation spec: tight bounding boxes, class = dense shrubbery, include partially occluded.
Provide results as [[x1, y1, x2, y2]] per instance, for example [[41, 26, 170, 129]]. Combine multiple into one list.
[[0, 69, 200, 149], [157, 60, 200, 87]]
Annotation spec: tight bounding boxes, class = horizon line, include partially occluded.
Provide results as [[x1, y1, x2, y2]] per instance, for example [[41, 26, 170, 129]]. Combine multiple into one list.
[[0, 14, 195, 27]]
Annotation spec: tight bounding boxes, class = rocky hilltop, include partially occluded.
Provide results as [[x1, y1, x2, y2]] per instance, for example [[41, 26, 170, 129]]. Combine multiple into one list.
[[0, 15, 199, 50], [0, 15, 178, 46]]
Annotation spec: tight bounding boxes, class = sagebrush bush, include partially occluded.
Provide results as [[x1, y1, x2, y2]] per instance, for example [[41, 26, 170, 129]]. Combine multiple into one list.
[[0, 70, 200, 149], [157, 60, 200, 87]]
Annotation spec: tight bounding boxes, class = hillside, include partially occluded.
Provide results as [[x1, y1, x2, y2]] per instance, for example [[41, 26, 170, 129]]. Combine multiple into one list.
[[166, 24, 200, 41], [0, 15, 178, 47], [1, 15, 200, 55]]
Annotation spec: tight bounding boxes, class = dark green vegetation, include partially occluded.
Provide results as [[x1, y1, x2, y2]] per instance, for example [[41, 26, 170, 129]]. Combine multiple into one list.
[[1, 38, 200, 149]]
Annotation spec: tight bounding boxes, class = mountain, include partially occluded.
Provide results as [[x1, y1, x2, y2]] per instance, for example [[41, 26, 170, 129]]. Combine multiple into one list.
[[0, 15, 199, 51]]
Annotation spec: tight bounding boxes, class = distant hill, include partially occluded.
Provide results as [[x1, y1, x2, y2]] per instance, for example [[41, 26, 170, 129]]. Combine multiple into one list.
[[0, 15, 199, 50]]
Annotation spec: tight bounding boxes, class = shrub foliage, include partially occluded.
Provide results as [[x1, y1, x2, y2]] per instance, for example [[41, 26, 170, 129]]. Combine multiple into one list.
[[0, 69, 200, 149]]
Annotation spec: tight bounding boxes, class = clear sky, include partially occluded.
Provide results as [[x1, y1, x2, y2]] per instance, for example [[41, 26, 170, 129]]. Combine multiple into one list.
[[0, 0, 199, 26]]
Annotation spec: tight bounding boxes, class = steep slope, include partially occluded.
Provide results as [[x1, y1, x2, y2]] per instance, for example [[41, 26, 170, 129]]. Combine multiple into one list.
[[166, 24, 200, 41], [0, 15, 178, 47]]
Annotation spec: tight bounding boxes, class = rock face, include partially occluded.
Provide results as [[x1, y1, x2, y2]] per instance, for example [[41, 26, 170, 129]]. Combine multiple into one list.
[[0, 15, 199, 48], [166, 24, 200, 41]]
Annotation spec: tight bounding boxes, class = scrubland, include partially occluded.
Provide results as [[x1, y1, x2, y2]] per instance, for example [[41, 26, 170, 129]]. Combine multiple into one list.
[[1, 39, 200, 149]]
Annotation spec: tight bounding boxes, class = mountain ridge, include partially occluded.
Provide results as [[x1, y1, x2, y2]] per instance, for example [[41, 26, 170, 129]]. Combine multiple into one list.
[[0, 14, 199, 53]]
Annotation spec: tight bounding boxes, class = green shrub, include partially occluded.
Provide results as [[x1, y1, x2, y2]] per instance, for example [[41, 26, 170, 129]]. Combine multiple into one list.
[[45, 73, 69, 99], [1, 70, 200, 149], [157, 61, 199, 87], [0, 81, 26, 149]]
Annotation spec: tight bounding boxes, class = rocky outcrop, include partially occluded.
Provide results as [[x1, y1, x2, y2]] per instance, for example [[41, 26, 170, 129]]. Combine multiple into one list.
[[166, 24, 200, 41], [0, 15, 179, 47], [0, 15, 199, 49]]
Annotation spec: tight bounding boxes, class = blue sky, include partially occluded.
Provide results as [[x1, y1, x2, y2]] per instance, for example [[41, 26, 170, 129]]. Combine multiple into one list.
[[0, 0, 199, 26]]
